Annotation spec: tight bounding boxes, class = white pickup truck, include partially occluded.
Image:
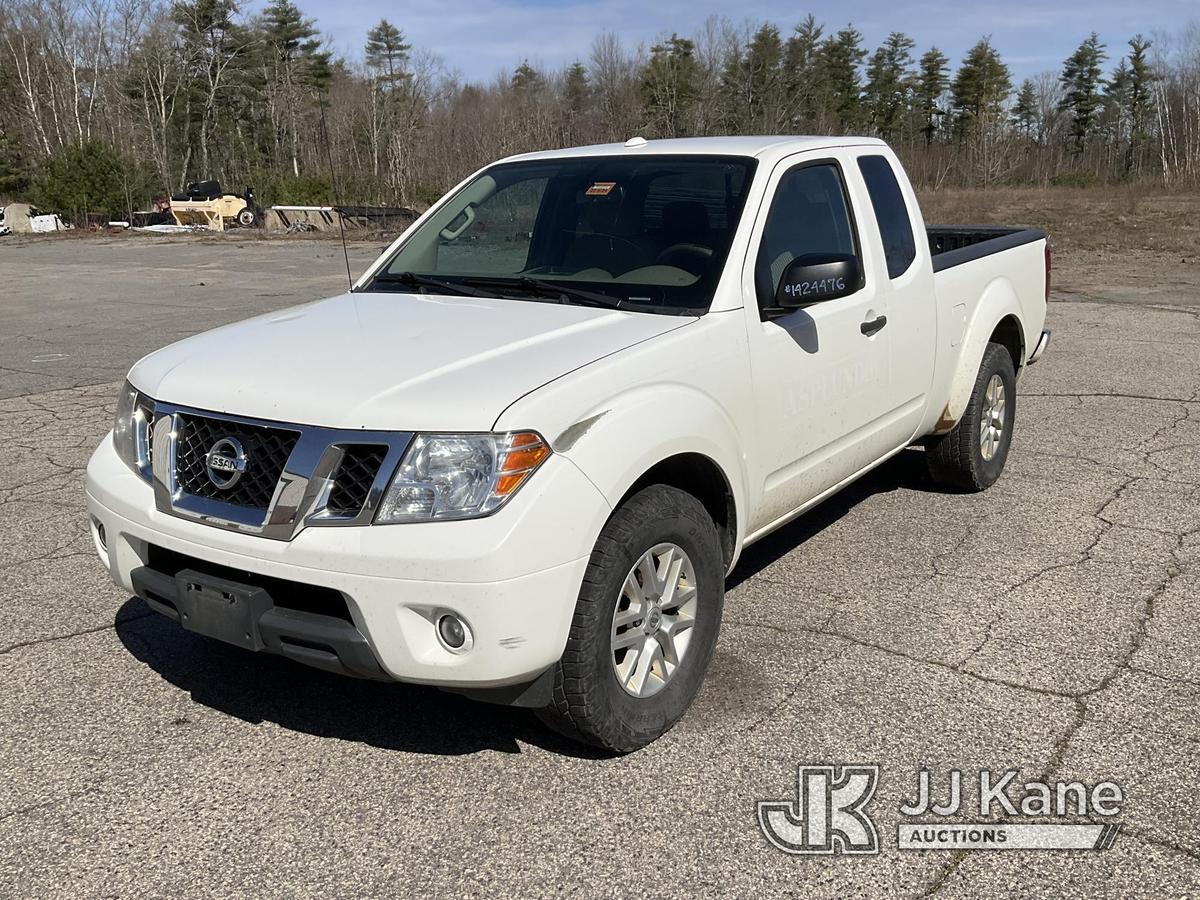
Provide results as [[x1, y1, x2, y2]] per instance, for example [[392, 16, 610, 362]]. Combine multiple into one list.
[[87, 136, 1049, 751]]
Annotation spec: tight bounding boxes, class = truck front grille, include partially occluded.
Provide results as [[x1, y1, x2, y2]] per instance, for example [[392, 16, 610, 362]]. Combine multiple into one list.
[[175, 413, 300, 510], [139, 400, 411, 540], [326, 444, 389, 517]]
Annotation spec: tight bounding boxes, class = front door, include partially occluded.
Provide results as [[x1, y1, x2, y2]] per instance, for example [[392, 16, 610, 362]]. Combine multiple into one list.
[[744, 156, 900, 532]]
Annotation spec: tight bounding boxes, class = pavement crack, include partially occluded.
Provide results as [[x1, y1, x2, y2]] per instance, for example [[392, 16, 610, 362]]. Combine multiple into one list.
[[1123, 824, 1200, 863], [725, 609, 849, 741], [918, 849, 969, 897], [1024, 391, 1197, 404], [0, 611, 155, 658], [0, 788, 100, 824], [787, 623, 1076, 700]]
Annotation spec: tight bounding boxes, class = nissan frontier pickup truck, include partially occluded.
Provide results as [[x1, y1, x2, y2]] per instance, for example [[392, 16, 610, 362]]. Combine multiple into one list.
[[87, 136, 1050, 751]]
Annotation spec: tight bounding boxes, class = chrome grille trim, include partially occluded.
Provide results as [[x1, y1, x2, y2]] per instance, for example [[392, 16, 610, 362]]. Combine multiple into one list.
[[145, 402, 411, 541]]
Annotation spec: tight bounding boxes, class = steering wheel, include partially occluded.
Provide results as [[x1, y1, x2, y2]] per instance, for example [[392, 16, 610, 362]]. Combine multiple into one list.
[[655, 243, 713, 276]]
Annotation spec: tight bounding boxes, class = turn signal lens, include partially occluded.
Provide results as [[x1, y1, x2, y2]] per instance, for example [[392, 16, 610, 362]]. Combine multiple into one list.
[[495, 433, 550, 497]]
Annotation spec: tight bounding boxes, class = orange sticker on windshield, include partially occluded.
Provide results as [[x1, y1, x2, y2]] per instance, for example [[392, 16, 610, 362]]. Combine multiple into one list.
[[585, 181, 617, 196]]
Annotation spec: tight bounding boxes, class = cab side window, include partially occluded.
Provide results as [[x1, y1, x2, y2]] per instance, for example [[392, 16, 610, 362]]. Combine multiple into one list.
[[755, 163, 858, 309], [857, 155, 916, 279]]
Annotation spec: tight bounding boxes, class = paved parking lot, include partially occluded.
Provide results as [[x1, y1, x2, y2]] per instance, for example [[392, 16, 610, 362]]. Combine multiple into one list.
[[1, 235, 1198, 897]]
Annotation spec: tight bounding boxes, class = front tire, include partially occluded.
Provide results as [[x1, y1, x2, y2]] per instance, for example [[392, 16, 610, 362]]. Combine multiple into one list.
[[926, 341, 1017, 491], [536, 485, 724, 752]]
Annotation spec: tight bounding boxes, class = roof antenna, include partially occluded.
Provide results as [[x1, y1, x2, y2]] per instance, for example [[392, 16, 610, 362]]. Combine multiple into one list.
[[318, 100, 354, 292]]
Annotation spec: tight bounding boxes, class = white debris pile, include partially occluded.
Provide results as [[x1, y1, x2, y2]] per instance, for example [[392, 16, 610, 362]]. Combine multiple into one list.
[[0, 203, 71, 234], [30, 213, 68, 233], [133, 223, 211, 234]]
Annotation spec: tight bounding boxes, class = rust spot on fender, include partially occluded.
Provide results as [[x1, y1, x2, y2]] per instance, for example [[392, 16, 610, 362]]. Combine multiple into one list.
[[933, 403, 958, 434]]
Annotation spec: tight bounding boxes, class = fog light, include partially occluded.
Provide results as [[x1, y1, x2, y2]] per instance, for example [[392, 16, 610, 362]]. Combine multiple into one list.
[[92, 517, 107, 549], [436, 614, 472, 652]]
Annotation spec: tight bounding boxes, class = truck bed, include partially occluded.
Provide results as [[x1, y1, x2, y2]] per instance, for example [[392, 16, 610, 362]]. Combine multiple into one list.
[[927, 226, 1046, 272]]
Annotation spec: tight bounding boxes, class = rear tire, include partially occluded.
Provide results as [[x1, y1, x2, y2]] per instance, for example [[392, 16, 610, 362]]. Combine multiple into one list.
[[236, 207, 259, 228], [926, 341, 1017, 491], [536, 485, 724, 752]]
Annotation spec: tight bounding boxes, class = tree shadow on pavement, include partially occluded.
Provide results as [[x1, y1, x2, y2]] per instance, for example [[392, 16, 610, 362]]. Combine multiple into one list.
[[115, 600, 614, 759]]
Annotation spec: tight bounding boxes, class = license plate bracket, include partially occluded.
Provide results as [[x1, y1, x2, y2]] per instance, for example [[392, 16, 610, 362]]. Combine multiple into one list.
[[174, 568, 274, 651]]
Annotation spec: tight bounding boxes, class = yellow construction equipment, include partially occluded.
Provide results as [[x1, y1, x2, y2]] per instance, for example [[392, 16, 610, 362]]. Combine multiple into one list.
[[169, 181, 260, 231]]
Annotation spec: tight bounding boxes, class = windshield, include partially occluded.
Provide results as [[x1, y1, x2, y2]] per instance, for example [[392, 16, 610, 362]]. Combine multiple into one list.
[[368, 154, 757, 314]]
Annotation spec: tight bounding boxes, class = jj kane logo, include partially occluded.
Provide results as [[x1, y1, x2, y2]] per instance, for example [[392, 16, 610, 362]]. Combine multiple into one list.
[[758, 765, 880, 855], [758, 765, 1124, 855]]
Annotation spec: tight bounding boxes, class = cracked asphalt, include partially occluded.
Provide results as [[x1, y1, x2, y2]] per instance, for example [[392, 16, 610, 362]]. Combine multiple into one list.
[[1, 236, 1198, 898]]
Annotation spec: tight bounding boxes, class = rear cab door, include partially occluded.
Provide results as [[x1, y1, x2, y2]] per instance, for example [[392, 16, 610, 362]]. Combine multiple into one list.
[[850, 150, 939, 440]]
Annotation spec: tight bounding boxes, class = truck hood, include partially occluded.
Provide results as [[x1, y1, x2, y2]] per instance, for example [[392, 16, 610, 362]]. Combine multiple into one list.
[[128, 291, 691, 431]]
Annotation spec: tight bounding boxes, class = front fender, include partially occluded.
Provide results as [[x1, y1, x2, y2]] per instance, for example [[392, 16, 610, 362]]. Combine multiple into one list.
[[492, 311, 754, 568], [558, 382, 748, 542]]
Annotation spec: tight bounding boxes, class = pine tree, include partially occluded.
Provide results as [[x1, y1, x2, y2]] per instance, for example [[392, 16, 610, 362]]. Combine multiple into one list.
[[263, 0, 329, 93], [0, 129, 31, 197], [1103, 58, 1131, 133], [641, 35, 699, 137], [1012, 78, 1039, 138], [782, 15, 825, 128], [914, 47, 949, 144], [564, 63, 589, 112], [365, 20, 411, 90], [1059, 33, 1107, 154], [260, 0, 328, 176], [512, 60, 545, 96], [863, 32, 916, 139], [950, 37, 1011, 134], [721, 24, 785, 132], [172, 0, 249, 178], [362, 19, 412, 188], [1126, 36, 1157, 160], [817, 26, 867, 132]]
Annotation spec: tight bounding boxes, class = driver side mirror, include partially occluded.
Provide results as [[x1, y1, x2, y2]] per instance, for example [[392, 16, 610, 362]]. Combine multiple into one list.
[[774, 254, 862, 310]]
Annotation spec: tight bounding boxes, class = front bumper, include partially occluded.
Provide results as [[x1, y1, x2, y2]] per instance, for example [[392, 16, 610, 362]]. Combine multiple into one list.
[[87, 434, 609, 688]]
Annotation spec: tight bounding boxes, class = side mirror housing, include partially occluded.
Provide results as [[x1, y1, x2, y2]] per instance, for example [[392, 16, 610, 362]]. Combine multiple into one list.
[[774, 254, 862, 309]]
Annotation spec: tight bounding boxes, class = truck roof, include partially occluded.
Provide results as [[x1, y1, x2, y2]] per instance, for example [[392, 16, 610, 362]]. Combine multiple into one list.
[[504, 135, 888, 165]]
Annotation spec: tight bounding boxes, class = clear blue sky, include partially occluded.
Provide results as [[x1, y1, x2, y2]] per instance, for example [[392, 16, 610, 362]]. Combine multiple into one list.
[[259, 0, 1189, 83]]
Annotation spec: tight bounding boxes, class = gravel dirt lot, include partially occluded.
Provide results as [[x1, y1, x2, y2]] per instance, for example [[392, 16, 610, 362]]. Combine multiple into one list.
[[1, 215, 1198, 897]]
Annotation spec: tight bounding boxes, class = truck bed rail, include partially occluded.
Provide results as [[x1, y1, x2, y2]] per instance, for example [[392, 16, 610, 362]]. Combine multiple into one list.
[[927, 225, 1046, 272]]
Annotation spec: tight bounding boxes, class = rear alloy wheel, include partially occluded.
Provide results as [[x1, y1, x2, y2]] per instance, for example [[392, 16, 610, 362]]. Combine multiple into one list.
[[537, 485, 724, 752], [926, 341, 1017, 491], [979, 373, 1007, 462]]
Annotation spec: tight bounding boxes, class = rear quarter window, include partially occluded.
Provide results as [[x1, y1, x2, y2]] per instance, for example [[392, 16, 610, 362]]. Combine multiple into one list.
[[857, 155, 916, 280]]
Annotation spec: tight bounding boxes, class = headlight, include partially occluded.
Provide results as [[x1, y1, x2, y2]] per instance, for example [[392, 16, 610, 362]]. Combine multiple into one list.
[[113, 380, 153, 479], [375, 431, 550, 523]]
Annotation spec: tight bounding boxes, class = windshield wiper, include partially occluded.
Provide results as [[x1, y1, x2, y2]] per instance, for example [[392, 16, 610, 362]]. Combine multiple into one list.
[[371, 271, 493, 298], [462, 275, 624, 310]]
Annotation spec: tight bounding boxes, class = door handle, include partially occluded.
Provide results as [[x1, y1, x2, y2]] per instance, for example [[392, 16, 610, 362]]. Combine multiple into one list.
[[860, 315, 887, 336]]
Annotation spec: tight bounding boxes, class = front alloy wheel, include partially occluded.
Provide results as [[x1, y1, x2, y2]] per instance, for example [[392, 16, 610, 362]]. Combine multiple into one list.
[[610, 543, 698, 698], [537, 485, 724, 752]]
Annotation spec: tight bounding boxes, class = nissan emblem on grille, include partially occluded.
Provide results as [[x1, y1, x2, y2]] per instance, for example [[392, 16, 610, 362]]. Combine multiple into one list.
[[205, 437, 248, 489]]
